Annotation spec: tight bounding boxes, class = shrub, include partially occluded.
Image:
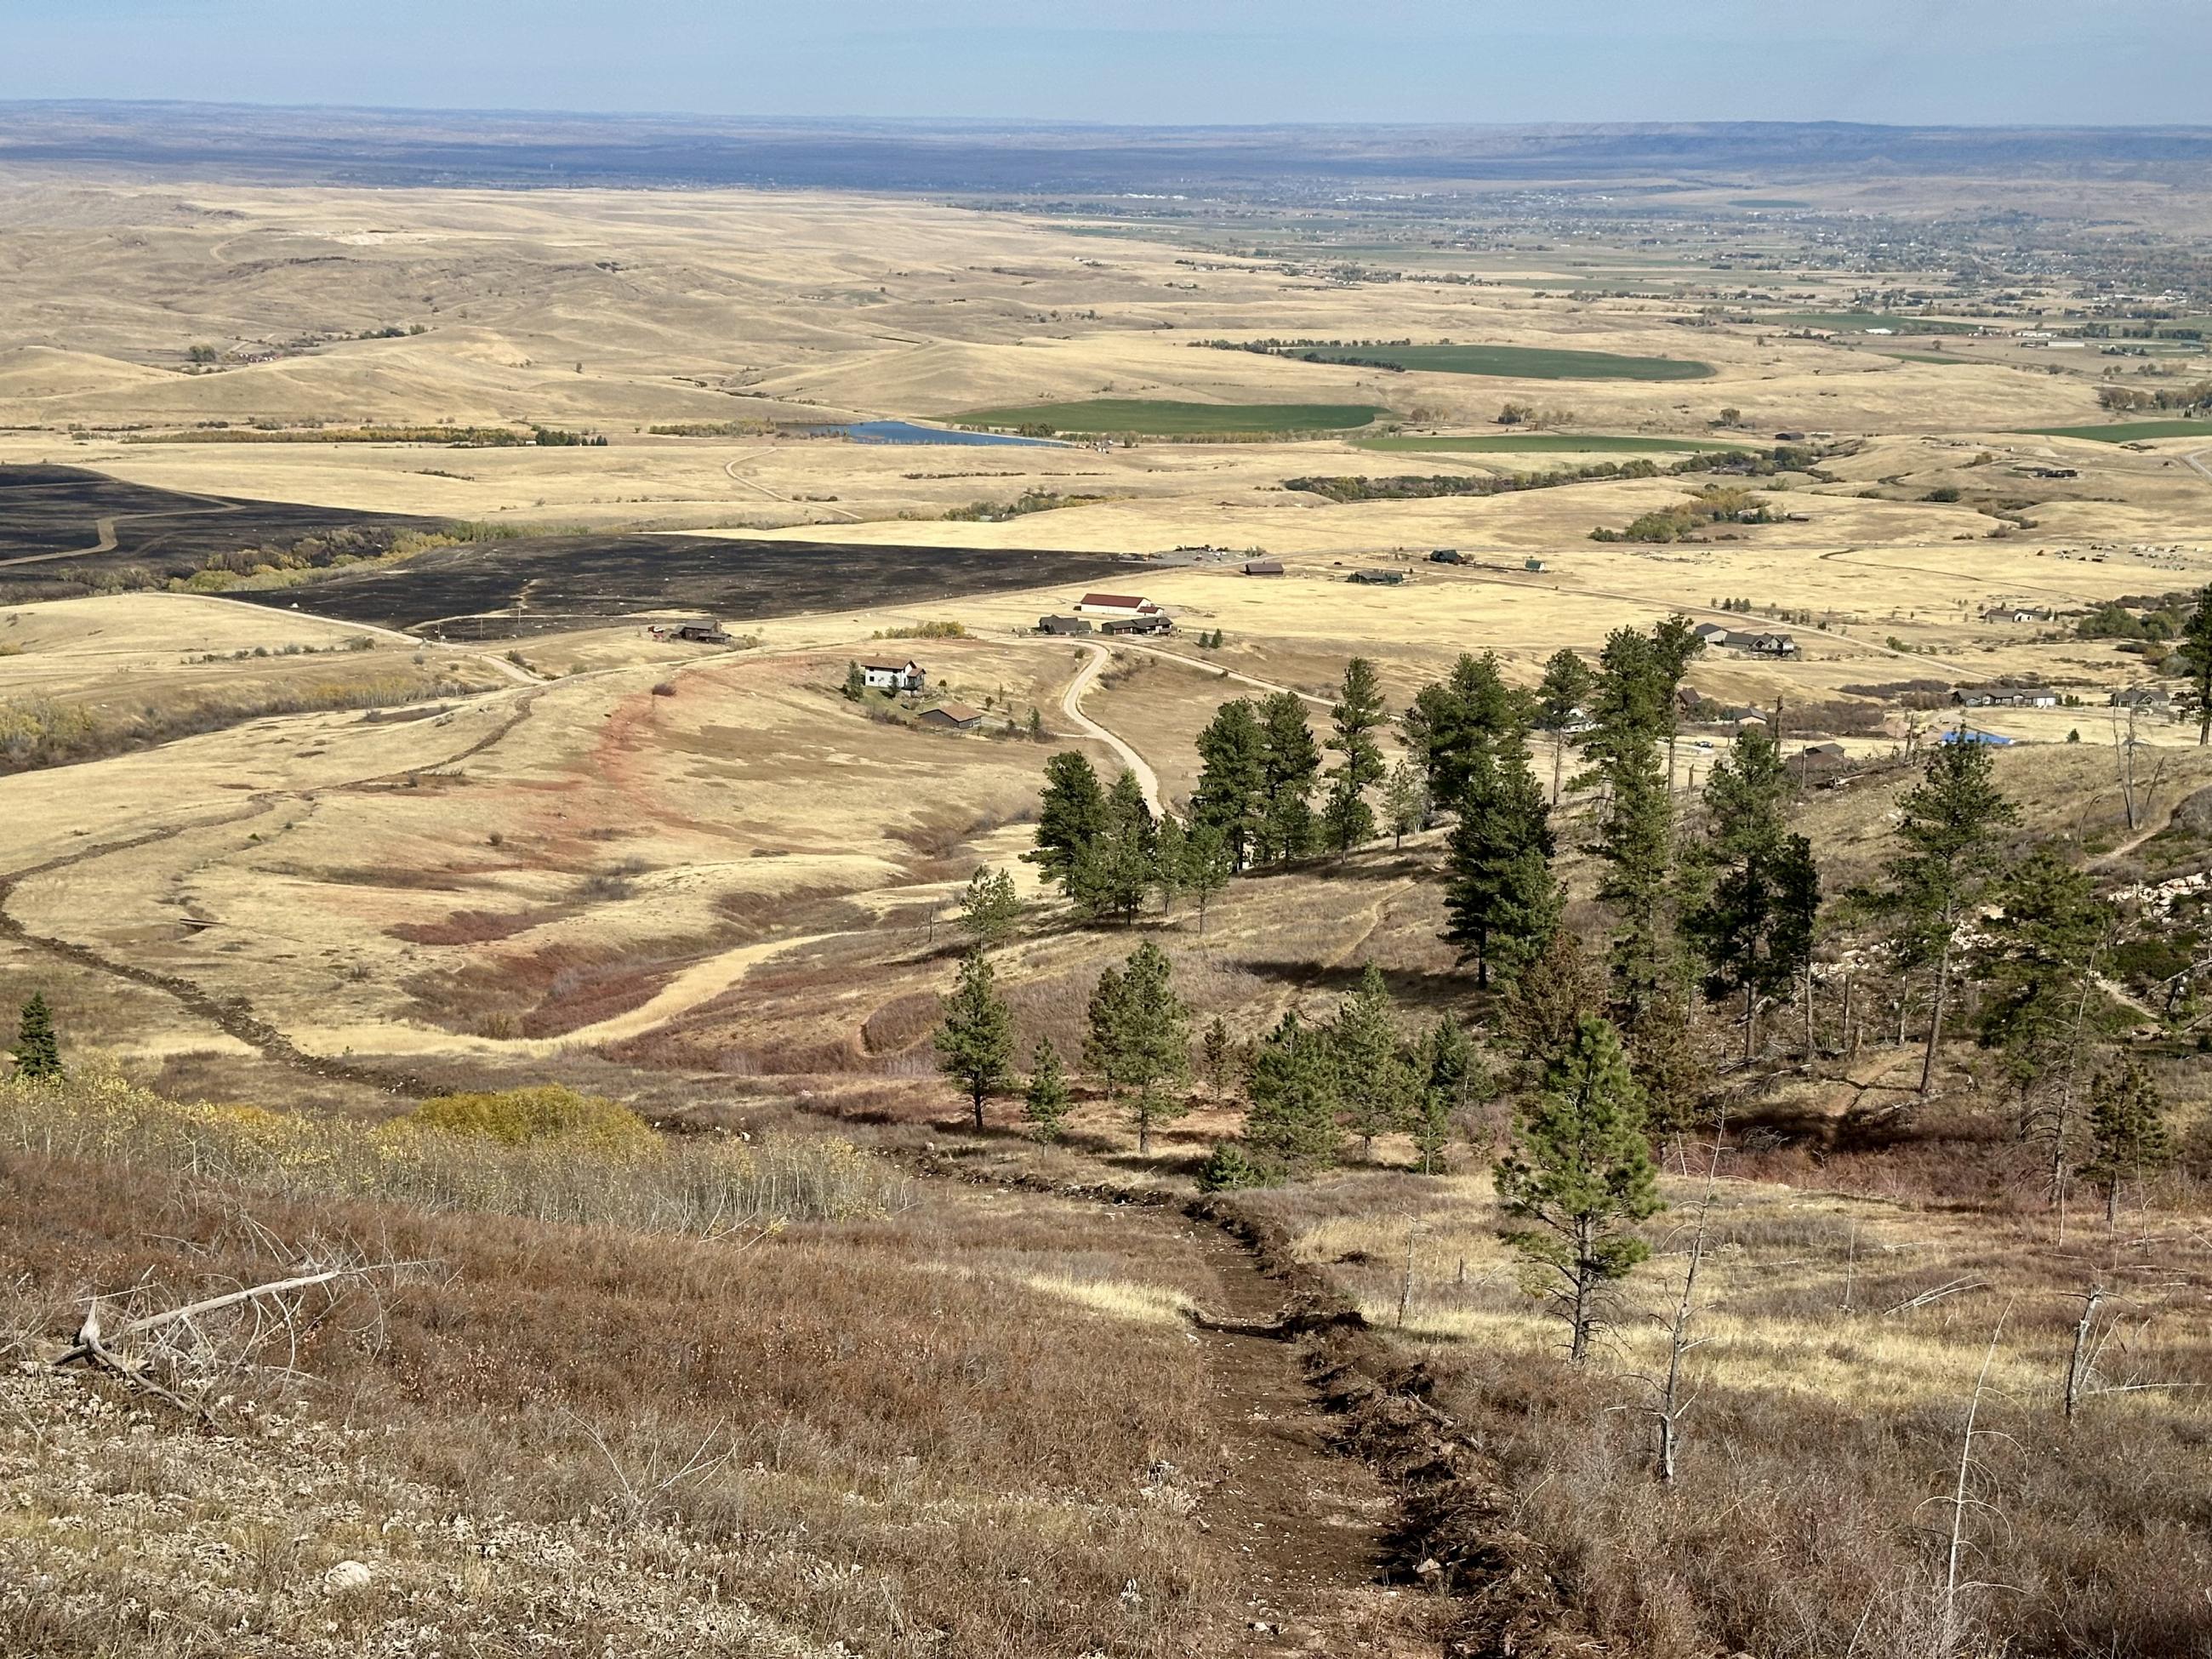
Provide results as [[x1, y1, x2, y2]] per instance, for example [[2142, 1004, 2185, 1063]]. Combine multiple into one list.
[[0, 1069, 910, 1231], [1195, 1142, 1271, 1192], [408, 1086, 656, 1155]]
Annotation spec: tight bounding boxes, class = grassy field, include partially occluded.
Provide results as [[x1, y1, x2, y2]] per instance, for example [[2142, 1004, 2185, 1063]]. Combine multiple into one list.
[[1354, 433, 1750, 454], [949, 400, 1389, 436], [1776, 311, 1982, 335], [2019, 419, 2212, 442], [1276, 343, 1713, 381]]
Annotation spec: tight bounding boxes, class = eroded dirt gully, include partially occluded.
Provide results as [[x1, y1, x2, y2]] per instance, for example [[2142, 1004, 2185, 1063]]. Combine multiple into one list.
[[903, 1149, 1584, 1659]]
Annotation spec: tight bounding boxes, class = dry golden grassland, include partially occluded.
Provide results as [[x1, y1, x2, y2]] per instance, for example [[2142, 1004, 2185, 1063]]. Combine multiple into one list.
[[0, 1072, 1281, 1659], [15, 166, 2212, 1658]]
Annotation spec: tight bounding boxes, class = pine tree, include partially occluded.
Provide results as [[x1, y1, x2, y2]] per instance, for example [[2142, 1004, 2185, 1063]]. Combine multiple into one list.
[[1195, 1141, 1268, 1192], [842, 660, 867, 702], [1412, 1018, 1487, 1174], [933, 950, 1015, 1131], [1401, 651, 1528, 813], [1084, 964, 1130, 1102], [1331, 964, 1417, 1159], [1534, 647, 1594, 806], [1382, 757, 1428, 848], [1070, 770, 1157, 925], [1684, 724, 1819, 1062], [1628, 988, 1713, 1167], [1180, 820, 1233, 936], [1112, 942, 1191, 1154], [958, 866, 1023, 950], [1245, 1011, 1341, 1176], [1581, 624, 1684, 1029], [1029, 751, 1110, 892], [2179, 582, 2212, 746], [2081, 1058, 2174, 1224], [1192, 698, 1268, 871], [1976, 847, 2118, 1194], [1884, 739, 2018, 1095], [1256, 692, 1321, 866], [1201, 1014, 1233, 1099], [1323, 656, 1388, 856], [1154, 813, 1188, 915], [1503, 929, 1605, 1078], [1443, 738, 1560, 988], [1023, 1036, 1073, 1142], [1649, 614, 1707, 791], [1494, 1014, 1663, 1365], [12, 991, 60, 1081]]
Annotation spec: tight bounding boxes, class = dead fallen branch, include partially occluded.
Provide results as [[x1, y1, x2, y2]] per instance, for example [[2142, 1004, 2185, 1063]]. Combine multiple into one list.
[[48, 1263, 420, 1371]]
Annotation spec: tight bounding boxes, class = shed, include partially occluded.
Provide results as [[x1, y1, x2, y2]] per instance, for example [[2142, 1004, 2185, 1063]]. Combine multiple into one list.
[[916, 701, 983, 732], [1242, 559, 1286, 576]]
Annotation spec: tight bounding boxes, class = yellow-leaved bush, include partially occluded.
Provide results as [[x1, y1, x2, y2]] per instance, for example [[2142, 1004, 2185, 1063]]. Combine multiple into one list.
[[0, 1068, 909, 1231]]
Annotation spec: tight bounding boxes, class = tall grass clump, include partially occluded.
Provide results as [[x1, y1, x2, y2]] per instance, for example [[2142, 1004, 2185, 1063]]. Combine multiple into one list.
[[0, 1070, 912, 1232]]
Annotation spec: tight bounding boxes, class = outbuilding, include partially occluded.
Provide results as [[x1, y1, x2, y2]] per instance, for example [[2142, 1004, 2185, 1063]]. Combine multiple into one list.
[[916, 701, 983, 732], [1075, 591, 1166, 621], [1242, 559, 1286, 577]]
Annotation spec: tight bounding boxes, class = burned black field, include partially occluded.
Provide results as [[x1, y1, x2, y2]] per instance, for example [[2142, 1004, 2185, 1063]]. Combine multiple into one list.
[[229, 532, 1126, 638], [0, 464, 1122, 637], [0, 464, 433, 596]]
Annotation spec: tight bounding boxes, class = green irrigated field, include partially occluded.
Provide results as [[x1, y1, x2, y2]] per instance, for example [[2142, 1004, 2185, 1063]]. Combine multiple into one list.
[[949, 400, 1389, 436], [1280, 343, 1713, 381], [1775, 311, 1981, 335], [2018, 419, 2212, 442], [1356, 433, 1749, 454]]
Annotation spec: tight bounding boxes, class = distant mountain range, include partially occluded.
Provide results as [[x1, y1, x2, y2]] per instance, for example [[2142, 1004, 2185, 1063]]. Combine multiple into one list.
[[7, 102, 2212, 194]]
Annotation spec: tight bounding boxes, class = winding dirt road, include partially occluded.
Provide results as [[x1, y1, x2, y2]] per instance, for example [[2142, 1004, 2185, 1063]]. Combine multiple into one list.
[[1059, 639, 1164, 813]]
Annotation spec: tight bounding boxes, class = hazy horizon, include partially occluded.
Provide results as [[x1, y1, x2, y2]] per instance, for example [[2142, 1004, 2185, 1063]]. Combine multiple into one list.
[[9, 2, 2203, 127]]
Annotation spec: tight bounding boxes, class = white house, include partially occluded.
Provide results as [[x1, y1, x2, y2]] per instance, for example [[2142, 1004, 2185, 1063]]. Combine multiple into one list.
[[860, 658, 925, 694]]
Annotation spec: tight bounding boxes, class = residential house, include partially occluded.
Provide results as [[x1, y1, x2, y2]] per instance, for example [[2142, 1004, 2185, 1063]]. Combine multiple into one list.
[[1953, 687, 2058, 710], [1428, 549, 1465, 564], [2111, 687, 2173, 709], [1348, 569, 1406, 586], [860, 658, 926, 694], [1037, 614, 1092, 636], [1979, 605, 2050, 624], [1242, 558, 1285, 576]]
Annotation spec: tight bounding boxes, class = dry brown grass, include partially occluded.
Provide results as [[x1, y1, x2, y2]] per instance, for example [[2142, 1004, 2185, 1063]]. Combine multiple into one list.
[[0, 1094, 1241, 1656], [1234, 1076, 2212, 1659]]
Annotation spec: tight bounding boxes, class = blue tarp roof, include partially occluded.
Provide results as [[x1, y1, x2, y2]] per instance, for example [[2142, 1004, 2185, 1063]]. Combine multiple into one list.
[[1941, 729, 2013, 745]]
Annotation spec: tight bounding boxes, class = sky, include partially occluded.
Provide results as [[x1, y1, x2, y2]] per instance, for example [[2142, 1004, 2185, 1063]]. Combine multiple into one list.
[[0, 0, 2202, 127]]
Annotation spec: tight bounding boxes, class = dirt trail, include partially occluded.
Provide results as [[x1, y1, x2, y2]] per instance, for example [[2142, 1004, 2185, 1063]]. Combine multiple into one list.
[[1172, 1216, 1430, 1655], [0, 490, 246, 569], [909, 1154, 1436, 1657], [0, 691, 544, 1096]]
